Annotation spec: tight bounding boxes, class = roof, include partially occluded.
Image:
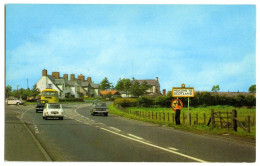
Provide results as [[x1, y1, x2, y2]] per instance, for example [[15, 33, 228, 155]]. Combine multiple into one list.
[[133, 79, 159, 86], [90, 83, 100, 89], [100, 90, 120, 95]]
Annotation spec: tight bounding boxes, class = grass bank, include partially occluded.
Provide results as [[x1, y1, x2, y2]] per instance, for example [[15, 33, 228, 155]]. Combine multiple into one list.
[[108, 104, 256, 140]]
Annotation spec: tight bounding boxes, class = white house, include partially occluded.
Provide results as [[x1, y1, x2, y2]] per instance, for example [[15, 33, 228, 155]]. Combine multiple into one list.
[[36, 69, 100, 98]]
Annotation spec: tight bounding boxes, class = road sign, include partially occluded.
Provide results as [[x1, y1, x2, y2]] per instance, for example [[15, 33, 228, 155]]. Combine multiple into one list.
[[172, 87, 195, 97], [171, 99, 183, 111]]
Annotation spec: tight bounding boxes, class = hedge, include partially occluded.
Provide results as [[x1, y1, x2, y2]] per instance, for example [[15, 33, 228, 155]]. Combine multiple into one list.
[[114, 98, 137, 107]]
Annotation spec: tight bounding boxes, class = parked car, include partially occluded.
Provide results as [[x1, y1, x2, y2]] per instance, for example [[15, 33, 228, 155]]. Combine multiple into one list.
[[43, 103, 64, 120], [6, 98, 25, 105], [91, 102, 109, 116], [36, 100, 46, 113]]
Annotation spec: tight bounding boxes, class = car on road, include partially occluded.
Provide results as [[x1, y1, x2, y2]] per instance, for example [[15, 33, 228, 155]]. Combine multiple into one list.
[[6, 98, 25, 105], [43, 103, 64, 120], [91, 102, 109, 116], [36, 100, 46, 113]]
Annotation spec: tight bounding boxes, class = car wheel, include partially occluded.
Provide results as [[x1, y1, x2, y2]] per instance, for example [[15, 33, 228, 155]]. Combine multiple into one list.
[[104, 113, 108, 116], [16, 102, 20, 106], [60, 117, 63, 120], [43, 116, 45, 119], [45, 117, 48, 120]]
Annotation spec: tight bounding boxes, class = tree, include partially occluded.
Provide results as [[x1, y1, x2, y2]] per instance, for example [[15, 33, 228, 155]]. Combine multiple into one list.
[[248, 84, 256, 93], [115, 78, 131, 96], [5, 85, 12, 98], [129, 80, 151, 97], [100, 77, 111, 90], [211, 85, 220, 92]]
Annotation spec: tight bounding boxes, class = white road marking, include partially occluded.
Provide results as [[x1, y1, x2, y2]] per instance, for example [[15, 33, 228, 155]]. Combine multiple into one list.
[[128, 134, 144, 140], [100, 127, 207, 163], [168, 147, 179, 151], [109, 127, 121, 132]]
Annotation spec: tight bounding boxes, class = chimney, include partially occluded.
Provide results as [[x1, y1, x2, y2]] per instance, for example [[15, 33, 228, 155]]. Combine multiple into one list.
[[70, 74, 75, 81], [78, 74, 85, 82], [156, 77, 158, 81], [162, 89, 166, 96], [42, 69, 47, 76], [63, 74, 68, 80], [52, 72, 60, 79], [87, 77, 92, 83]]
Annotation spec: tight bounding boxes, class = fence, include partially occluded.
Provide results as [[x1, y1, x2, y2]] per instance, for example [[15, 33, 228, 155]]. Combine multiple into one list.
[[115, 105, 255, 133]]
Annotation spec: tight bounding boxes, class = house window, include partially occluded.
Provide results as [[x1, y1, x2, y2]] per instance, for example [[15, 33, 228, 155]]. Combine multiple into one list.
[[48, 84, 52, 88]]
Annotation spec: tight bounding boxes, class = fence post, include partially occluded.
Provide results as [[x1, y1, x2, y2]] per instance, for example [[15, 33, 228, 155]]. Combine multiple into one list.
[[152, 112, 153, 120], [204, 113, 206, 125], [211, 109, 215, 127], [189, 113, 191, 126], [159, 112, 161, 121], [168, 113, 170, 122], [156, 112, 157, 120], [172, 113, 175, 123], [163, 113, 165, 121], [227, 112, 229, 130], [183, 113, 185, 124], [196, 114, 198, 124], [248, 115, 250, 133], [232, 109, 237, 132], [219, 111, 222, 128]]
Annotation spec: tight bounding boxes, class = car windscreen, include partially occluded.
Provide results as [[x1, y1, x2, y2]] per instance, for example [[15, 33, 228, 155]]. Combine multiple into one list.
[[96, 103, 106, 107], [48, 104, 61, 109]]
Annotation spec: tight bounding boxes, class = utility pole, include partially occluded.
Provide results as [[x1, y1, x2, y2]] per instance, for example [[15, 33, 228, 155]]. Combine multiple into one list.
[[16, 85, 19, 98]]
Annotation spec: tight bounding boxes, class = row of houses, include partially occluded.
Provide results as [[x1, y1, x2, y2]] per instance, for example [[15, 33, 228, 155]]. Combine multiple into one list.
[[36, 69, 161, 99]]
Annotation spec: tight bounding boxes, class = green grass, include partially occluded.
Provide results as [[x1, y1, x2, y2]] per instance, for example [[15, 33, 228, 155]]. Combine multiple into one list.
[[108, 104, 256, 139]]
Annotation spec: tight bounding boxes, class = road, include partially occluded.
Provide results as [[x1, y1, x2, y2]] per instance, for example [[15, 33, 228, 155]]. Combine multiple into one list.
[[5, 103, 256, 162]]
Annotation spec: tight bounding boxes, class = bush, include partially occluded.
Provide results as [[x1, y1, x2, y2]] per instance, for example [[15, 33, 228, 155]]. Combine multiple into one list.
[[154, 96, 172, 107], [136, 96, 154, 107], [114, 98, 137, 107]]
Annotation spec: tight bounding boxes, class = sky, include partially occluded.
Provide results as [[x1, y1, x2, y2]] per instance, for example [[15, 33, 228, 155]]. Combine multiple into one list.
[[5, 4, 256, 92]]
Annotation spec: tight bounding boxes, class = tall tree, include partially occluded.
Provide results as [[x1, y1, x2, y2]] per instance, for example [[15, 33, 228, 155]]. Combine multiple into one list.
[[248, 84, 256, 93], [211, 85, 220, 92], [129, 80, 151, 97], [100, 77, 111, 90], [5, 85, 12, 98], [115, 78, 131, 96]]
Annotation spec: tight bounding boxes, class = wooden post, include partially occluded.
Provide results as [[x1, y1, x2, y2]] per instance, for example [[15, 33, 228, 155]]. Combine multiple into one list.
[[204, 113, 206, 125], [163, 113, 165, 121], [248, 115, 250, 133], [196, 114, 198, 124], [156, 112, 157, 120], [168, 113, 170, 122], [219, 111, 222, 128], [232, 109, 237, 132], [172, 113, 175, 123], [189, 113, 191, 126], [152, 112, 153, 120], [159, 112, 161, 121], [227, 112, 229, 130], [211, 109, 215, 127], [183, 113, 185, 124]]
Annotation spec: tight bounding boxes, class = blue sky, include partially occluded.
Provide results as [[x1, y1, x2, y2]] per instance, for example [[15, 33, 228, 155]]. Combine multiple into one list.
[[5, 4, 256, 92]]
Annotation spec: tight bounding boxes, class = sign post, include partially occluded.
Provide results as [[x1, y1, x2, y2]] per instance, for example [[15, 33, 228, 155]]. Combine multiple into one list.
[[172, 84, 195, 125]]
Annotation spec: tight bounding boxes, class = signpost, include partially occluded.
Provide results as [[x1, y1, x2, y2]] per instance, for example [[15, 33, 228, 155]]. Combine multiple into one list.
[[172, 84, 195, 125]]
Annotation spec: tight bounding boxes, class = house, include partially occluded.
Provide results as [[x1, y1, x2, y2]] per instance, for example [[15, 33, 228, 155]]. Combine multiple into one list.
[[120, 77, 161, 98], [132, 77, 161, 95], [36, 69, 100, 98], [100, 90, 121, 97]]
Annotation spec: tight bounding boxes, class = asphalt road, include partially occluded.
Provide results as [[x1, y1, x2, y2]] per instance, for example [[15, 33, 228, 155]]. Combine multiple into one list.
[[5, 103, 256, 162]]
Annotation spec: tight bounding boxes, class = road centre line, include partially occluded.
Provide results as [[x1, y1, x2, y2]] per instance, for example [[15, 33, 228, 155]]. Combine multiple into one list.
[[100, 127, 207, 163], [128, 134, 144, 140], [168, 147, 179, 151], [109, 127, 121, 132]]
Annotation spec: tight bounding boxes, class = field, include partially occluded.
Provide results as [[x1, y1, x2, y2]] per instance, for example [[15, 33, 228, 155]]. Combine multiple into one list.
[[108, 105, 256, 139]]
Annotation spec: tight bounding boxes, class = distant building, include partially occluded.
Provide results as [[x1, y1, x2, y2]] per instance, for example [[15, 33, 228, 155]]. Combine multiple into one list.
[[36, 69, 100, 98], [120, 77, 161, 98], [133, 77, 161, 95]]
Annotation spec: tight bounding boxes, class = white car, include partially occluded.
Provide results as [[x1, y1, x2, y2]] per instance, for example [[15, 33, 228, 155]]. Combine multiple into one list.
[[6, 98, 25, 105], [43, 103, 64, 120]]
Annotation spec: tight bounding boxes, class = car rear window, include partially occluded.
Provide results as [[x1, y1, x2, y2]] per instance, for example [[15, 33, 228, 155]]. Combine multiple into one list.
[[48, 104, 61, 109], [96, 103, 106, 107]]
